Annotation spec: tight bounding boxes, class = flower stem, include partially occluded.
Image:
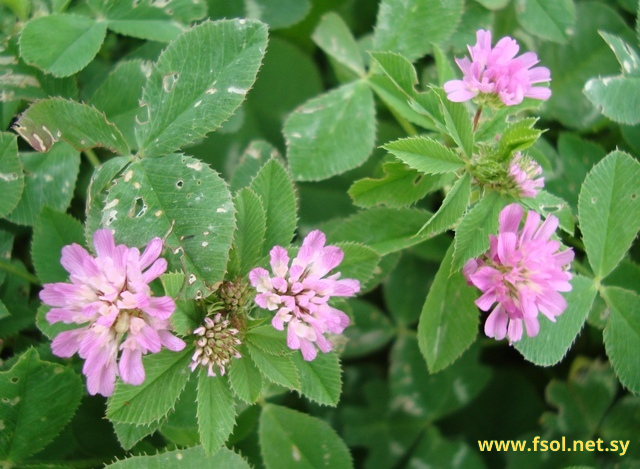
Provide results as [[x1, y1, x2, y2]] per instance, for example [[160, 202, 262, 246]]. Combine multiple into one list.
[[84, 149, 100, 167], [0, 258, 41, 286], [388, 106, 419, 136], [473, 106, 483, 132]]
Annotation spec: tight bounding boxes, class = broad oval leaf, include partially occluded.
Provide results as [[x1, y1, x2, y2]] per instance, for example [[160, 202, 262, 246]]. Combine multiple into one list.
[[19, 14, 107, 77], [136, 19, 268, 157], [0, 132, 24, 219], [259, 404, 353, 469], [312, 12, 364, 76], [418, 242, 479, 373], [384, 136, 465, 175], [515, 275, 597, 366], [103, 154, 235, 298], [285, 81, 376, 181], [603, 287, 640, 393], [578, 151, 640, 279], [515, 0, 576, 44], [0, 348, 83, 462], [106, 446, 250, 468], [584, 76, 640, 125], [15, 98, 130, 155], [292, 352, 342, 407]]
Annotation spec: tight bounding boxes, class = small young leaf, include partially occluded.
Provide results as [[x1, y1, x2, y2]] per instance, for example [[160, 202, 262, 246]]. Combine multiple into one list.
[[578, 151, 640, 279], [160, 271, 185, 298], [228, 345, 263, 404], [0, 132, 24, 218], [136, 19, 268, 157], [246, 342, 300, 390], [19, 14, 107, 77], [227, 188, 266, 278], [292, 352, 342, 407], [230, 140, 280, 193], [515, 275, 597, 366], [106, 446, 250, 468], [312, 13, 364, 76], [0, 348, 83, 462], [496, 117, 541, 161], [372, 0, 464, 61], [249, 158, 297, 258], [451, 191, 507, 273], [348, 161, 443, 208], [437, 91, 474, 159], [603, 287, 640, 393], [31, 208, 84, 284], [259, 404, 353, 469], [384, 136, 465, 175], [107, 348, 192, 425], [418, 242, 479, 372], [285, 81, 376, 181], [197, 372, 236, 455], [7, 142, 80, 227], [419, 172, 471, 236], [15, 98, 130, 155]]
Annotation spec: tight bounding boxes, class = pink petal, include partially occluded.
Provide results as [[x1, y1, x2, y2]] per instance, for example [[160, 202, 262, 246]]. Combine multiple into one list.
[[143, 296, 175, 319], [93, 229, 116, 259], [499, 204, 524, 234], [269, 246, 290, 277], [139, 238, 163, 269], [60, 244, 91, 277], [484, 306, 508, 340], [142, 258, 167, 284], [158, 330, 186, 351], [119, 347, 145, 385], [51, 328, 84, 357]]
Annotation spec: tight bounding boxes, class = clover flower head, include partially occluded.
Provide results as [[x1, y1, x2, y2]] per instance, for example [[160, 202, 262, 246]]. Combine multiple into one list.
[[509, 152, 544, 198], [249, 230, 360, 361], [444, 29, 551, 106], [189, 313, 242, 377], [41, 229, 185, 396], [463, 204, 574, 344]]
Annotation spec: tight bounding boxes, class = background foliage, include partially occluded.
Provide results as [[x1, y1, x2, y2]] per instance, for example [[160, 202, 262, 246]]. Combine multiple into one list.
[[0, 0, 639, 468]]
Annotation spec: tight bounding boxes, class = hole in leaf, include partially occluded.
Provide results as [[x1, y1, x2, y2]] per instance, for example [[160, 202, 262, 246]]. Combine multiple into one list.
[[413, 175, 423, 186], [176, 180, 184, 189], [10, 377, 18, 384], [162, 73, 180, 92], [129, 197, 147, 218]]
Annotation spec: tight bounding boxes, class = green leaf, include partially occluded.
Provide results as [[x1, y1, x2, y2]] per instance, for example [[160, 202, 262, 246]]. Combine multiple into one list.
[[230, 140, 279, 193], [89, 60, 147, 150], [245, 326, 289, 356], [0, 301, 9, 321], [321, 207, 433, 256], [578, 151, 640, 279], [390, 337, 490, 421], [451, 192, 507, 273], [159, 377, 198, 446], [245, 0, 310, 30], [333, 242, 380, 286], [438, 91, 474, 159], [419, 172, 471, 237], [259, 404, 353, 469], [372, 0, 464, 61], [92, 0, 184, 42], [0, 132, 24, 218], [84, 156, 131, 241], [543, 358, 617, 438], [160, 271, 185, 298], [348, 161, 443, 208], [285, 81, 376, 181], [107, 348, 192, 425], [15, 98, 130, 155], [418, 242, 479, 372], [228, 345, 263, 404], [584, 76, 640, 125], [369, 51, 420, 97], [600, 395, 640, 456], [0, 230, 14, 288], [496, 117, 541, 161], [248, 158, 297, 258], [603, 287, 640, 393], [136, 19, 268, 157], [197, 372, 236, 455], [408, 426, 485, 469], [515, 275, 597, 366], [112, 420, 163, 451], [0, 348, 83, 462], [384, 136, 465, 175], [103, 154, 235, 298], [342, 299, 395, 359], [384, 254, 435, 327], [312, 13, 364, 76], [292, 352, 342, 406], [227, 188, 266, 278], [31, 208, 84, 284], [19, 14, 107, 77], [7, 143, 80, 226], [106, 446, 250, 468], [539, 1, 635, 129], [521, 190, 575, 235], [246, 342, 300, 390], [515, 0, 576, 44], [599, 31, 640, 76]]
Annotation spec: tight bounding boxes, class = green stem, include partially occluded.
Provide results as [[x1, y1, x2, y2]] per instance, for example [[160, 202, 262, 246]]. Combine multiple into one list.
[[388, 106, 419, 136], [0, 258, 41, 286], [84, 148, 100, 167], [473, 106, 483, 132]]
